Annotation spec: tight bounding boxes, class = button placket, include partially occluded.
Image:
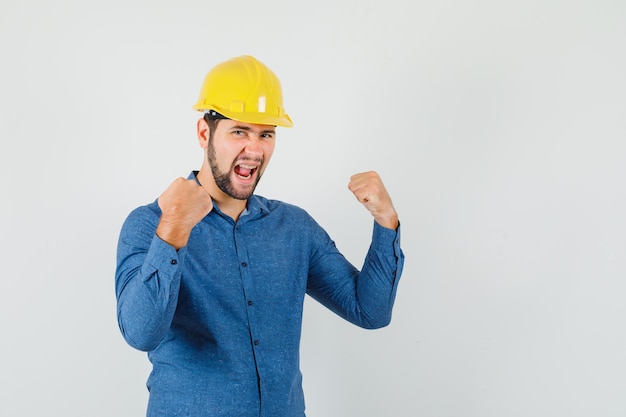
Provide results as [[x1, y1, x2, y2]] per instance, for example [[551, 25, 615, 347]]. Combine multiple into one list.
[[234, 224, 259, 351]]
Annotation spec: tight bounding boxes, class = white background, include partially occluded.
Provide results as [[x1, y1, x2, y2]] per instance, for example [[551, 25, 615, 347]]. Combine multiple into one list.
[[1, 0, 625, 416]]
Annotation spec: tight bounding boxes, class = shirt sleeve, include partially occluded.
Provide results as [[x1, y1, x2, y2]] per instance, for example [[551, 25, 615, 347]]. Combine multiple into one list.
[[306, 221, 405, 329], [115, 205, 187, 351]]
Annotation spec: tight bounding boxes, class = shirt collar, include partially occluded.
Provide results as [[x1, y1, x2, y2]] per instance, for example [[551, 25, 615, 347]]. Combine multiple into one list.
[[189, 171, 270, 217]]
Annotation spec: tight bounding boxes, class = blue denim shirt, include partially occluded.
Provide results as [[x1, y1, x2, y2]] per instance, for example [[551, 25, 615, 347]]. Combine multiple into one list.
[[115, 174, 404, 417]]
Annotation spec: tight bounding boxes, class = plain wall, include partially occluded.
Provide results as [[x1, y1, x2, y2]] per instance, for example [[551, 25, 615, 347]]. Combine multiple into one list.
[[1, 0, 625, 416]]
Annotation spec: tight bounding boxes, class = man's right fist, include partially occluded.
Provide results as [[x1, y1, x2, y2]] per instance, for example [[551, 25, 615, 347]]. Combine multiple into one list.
[[156, 178, 213, 249]]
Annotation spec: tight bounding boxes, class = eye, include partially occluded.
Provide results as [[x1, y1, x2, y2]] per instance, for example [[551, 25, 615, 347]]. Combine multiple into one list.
[[260, 132, 275, 140]]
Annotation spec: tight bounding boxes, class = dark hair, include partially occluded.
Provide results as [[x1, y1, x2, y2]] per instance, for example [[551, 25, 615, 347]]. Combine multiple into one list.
[[203, 112, 226, 143]]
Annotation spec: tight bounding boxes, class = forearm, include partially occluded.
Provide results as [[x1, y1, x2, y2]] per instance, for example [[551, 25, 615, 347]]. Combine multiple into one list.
[[116, 213, 184, 351], [116, 265, 181, 351], [307, 221, 404, 329], [354, 222, 404, 328]]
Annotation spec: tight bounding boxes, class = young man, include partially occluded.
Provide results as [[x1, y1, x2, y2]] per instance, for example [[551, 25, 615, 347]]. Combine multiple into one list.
[[115, 55, 404, 417]]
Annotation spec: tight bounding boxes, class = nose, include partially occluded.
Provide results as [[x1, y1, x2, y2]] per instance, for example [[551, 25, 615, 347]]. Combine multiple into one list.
[[243, 136, 264, 157]]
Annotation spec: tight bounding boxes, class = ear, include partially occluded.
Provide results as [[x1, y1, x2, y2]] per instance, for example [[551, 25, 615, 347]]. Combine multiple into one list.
[[197, 117, 209, 149]]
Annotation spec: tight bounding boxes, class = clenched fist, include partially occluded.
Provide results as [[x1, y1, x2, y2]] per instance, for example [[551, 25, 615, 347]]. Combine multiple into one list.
[[156, 178, 213, 249], [348, 171, 399, 230]]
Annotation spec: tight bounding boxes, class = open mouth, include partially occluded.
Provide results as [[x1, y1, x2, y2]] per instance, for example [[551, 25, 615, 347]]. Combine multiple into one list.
[[234, 163, 258, 180]]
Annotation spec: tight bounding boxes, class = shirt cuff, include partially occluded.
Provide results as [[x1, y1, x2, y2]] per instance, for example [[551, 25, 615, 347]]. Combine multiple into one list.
[[141, 234, 186, 279], [372, 221, 402, 259]]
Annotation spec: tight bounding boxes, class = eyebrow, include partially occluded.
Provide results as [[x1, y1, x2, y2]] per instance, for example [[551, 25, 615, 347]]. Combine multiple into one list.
[[231, 125, 276, 135]]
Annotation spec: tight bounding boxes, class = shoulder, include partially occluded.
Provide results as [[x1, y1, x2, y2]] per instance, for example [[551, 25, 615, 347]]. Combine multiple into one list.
[[253, 195, 313, 220], [251, 195, 323, 234], [121, 199, 161, 232]]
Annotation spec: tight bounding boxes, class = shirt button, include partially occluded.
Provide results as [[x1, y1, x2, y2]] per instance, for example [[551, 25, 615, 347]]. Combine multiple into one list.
[[170, 259, 178, 265], [248, 300, 253, 306], [241, 262, 247, 267], [254, 340, 259, 346]]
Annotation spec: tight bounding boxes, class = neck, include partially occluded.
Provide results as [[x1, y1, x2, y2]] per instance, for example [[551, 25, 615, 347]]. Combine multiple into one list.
[[196, 167, 247, 222]]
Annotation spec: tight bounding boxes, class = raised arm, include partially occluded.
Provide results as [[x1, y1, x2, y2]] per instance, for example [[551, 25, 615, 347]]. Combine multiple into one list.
[[307, 171, 404, 329], [115, 178, 212, 351]]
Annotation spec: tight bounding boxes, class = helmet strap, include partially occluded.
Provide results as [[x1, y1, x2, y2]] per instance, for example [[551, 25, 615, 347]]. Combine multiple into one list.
[[204, 110, 229, 120]]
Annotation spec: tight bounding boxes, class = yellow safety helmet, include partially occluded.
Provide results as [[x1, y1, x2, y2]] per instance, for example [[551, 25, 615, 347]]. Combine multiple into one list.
[[193, 55, 293, 127]]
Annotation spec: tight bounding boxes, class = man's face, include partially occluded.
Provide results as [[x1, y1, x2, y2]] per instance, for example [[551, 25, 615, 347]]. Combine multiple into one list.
[[207, 119, 276, 200]]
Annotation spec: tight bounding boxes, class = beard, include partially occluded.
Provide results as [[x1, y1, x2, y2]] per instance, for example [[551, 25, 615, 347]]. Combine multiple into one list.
[[207, 140, 263, 200]]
